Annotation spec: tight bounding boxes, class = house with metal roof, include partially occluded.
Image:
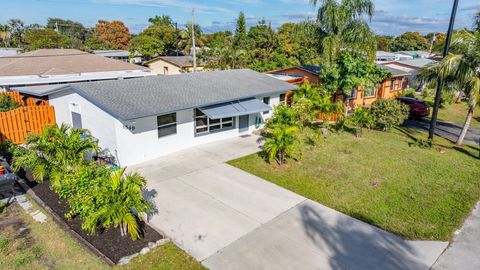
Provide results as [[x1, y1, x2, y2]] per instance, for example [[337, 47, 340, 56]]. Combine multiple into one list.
[[0, 49, 154, 91], [146, 56, 205, 75], [14, 69, 297, 166], [265, 65, 321, 85]]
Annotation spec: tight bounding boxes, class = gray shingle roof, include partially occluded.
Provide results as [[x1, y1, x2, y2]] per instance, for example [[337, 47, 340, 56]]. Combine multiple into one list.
[[376, 64, 411, 77], [66, 69, 297, 121]]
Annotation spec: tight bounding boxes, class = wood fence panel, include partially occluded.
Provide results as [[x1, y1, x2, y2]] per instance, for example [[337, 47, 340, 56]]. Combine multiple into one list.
[[0, 105, 56, 144]]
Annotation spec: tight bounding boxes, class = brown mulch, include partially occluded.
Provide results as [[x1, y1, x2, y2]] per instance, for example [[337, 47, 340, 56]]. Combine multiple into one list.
[[22, 171, 163, 264]]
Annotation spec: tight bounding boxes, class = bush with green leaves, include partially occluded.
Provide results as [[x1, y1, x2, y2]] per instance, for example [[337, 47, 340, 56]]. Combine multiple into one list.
[[265, 104, 299, 128], [440, 90, 456, 107], [370, 99, 410, 131], [0, 94, 20, 112], [11, 124, 152, 240], [348, 107, 374, 137], [262, 125, 301, 165], [399, 88, 416, 98]]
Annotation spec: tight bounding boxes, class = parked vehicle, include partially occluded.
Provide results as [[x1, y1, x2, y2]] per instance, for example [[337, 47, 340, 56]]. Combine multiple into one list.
[[396, 97, 430, 119]]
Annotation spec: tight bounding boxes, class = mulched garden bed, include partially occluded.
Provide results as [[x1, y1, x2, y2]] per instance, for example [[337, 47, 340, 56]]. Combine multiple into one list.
[[21, 170, 164, 264]]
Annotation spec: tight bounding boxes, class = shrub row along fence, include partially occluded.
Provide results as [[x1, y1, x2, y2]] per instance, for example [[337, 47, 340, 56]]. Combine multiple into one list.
[[0, 105, 56, 144]]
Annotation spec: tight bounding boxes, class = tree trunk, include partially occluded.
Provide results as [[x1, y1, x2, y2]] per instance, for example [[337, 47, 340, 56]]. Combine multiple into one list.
[[456, 106, 474, 146]]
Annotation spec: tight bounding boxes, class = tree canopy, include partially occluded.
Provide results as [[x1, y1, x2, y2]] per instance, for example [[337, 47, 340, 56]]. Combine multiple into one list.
[[94, 20, 131, 50], [390, 32, 429, 51]]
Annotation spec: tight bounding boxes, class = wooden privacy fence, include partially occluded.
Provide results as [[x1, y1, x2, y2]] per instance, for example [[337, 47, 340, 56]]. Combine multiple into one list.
[[0, 105, 56, 144], [5, 91, 48, 106]]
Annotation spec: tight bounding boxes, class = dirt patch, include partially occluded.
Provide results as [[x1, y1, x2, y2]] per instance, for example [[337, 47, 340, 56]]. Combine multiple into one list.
[[23, 173, 163, 264]]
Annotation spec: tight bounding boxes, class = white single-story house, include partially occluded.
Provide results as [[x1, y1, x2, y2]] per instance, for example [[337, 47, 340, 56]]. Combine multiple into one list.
[[14, 69, 297, 166]]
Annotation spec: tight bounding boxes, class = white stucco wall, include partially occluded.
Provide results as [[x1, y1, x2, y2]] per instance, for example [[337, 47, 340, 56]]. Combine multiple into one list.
[[48, 91, 285, 166], [48, 90, 118, 159]]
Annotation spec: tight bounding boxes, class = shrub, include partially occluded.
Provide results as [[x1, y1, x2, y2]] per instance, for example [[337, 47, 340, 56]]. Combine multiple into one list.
[[422, 88, 432, 99], [0, 94, 20, 112], [399, 88, 416, 98], [263, 125, 301, 165], [265, 104, 299, 128], [12, 124, 152, 240], [348, 107, 374, 137], [440, 91, 456, 108], [370, 99, 409, 131]]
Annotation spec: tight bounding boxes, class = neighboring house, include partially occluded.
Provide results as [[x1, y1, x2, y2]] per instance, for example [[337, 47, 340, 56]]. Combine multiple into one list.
[[0, 48, 21, 57], [266, 65, 321, 85], [146, 56, 204, 75], [93, 50, 130, 62], [14, 69, 296, 166], [396, 50, 432, 59], [376, 51, 401, 63], [0, 49, 154, 91], [334, 65, 411, 109], [382, 58, 436, 84]]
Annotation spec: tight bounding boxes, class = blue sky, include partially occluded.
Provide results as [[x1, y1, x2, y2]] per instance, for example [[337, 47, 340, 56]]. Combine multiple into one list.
[[0, 0, 479, 36]]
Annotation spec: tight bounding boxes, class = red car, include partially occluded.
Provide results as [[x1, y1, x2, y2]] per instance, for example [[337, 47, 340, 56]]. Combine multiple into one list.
[[396, 97, 430, 119]]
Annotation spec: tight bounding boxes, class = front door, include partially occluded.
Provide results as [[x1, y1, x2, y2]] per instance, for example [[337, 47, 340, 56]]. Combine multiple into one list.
[[239, 115, 249, 132]]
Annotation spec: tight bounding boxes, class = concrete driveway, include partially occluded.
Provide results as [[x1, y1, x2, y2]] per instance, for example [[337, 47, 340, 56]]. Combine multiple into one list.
[[131, 135, 448, 270]]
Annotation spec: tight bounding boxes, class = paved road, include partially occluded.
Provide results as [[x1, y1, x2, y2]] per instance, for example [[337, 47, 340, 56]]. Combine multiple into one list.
[[130, 135, 448, 270], [433, 203, 480, 270], [403, 118, 480, 146]]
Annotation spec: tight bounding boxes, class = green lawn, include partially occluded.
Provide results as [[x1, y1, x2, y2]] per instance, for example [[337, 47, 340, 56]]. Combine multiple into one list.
[[437, 102, 480, 130], [228, 128, 480, 241], [422, 97, 480, 130], [0, 198, 205, 270]]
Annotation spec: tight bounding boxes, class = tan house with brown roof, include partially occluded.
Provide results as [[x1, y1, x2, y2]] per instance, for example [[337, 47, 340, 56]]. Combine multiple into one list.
[[0, 49, 154, 90], [146, 56, 204, 75]]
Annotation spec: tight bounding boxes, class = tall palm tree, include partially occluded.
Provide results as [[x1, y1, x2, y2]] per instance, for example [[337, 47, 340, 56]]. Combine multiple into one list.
[[179, 23, 204, 55], [418, 29, 480, 146], [310, 0, 376, 63]]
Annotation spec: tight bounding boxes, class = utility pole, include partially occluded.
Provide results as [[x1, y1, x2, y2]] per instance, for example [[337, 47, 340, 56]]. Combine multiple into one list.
[[428, 0, 459, 141], [191, 9, 197, 72], [429, 33, 436, 55], [174, 22, 179, 56]]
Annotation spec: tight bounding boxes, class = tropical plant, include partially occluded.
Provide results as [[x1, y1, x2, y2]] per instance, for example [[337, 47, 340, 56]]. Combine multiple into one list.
[[179, 23, 204, 55], [418, 28, 480, 146], [370, 99, 409, 131], [0, 93, 20, 112], [11, 124, 99, 183], [444, 29, 480, 146], [82, 167, 152, 240], [319, 52, 391, 111], [310, 0, 376, 63], [263, 125, 301, 165]]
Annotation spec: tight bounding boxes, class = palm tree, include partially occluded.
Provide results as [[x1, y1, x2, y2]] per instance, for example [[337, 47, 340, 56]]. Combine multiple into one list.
[[419, 29, 480, 146], [179, 23, 204, 55], [12, 124, 99, 183], [263, 125, 301, 165], [88, 168, 152, 240], [310, 0, 376, 63]]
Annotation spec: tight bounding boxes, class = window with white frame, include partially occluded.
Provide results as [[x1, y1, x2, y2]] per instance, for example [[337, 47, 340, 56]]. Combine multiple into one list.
[[390, 79, 396, 91], [398, 78, 403, 90], [157, 113, 177, 138], [195, 109, 233, 135]]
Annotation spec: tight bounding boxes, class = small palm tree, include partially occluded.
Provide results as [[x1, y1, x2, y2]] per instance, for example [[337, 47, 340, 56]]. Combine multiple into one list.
[[263, 125, 301, 165], [12, 124, 99, 183], [88, 168, 152, 240]]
